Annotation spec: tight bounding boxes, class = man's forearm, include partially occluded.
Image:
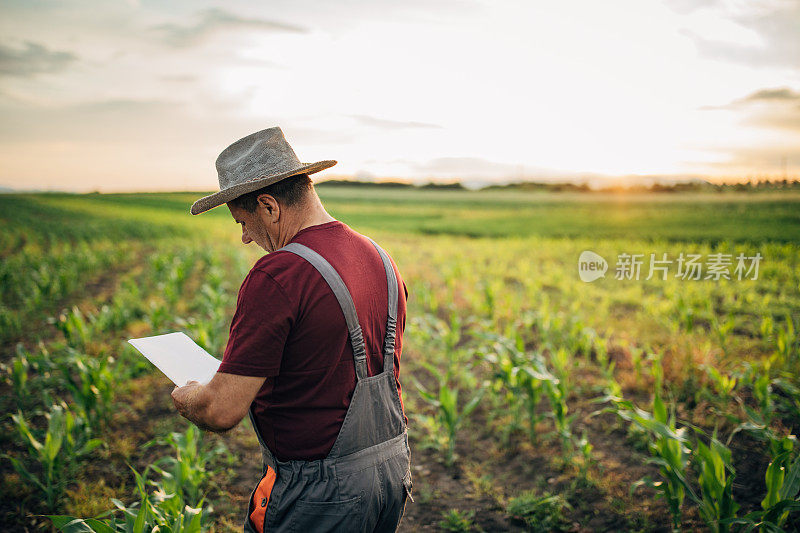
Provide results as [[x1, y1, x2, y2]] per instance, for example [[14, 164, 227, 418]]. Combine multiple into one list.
[[172, 373, 263, 433]]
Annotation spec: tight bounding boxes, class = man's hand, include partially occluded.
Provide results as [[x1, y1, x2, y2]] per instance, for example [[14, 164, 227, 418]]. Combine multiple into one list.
[[170, 373, 266, 433], [171, 380, 202, 420]]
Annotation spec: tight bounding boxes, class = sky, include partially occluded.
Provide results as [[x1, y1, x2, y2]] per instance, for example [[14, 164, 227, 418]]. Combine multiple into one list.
[[0, 0, 798, 192]]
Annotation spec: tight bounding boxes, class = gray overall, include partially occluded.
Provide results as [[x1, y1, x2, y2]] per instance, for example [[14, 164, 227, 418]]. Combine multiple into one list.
[[243, 238, 413, 533]]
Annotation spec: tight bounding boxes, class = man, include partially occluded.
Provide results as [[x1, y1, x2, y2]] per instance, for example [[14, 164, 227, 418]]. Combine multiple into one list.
[[171, 127, 413, 532]]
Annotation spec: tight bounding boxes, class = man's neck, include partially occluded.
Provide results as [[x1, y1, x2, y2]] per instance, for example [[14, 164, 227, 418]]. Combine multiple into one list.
[[276, 197, 336, 249]]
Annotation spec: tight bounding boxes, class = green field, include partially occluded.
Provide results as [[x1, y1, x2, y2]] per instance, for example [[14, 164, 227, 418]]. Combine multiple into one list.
[[2, 187, 800, 531]]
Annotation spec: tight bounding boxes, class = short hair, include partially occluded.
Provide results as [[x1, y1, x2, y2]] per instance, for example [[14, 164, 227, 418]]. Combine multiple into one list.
[[228, 173, 313, 213]]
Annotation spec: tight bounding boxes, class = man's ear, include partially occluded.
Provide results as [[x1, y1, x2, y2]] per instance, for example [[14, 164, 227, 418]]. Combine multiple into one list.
[[257, 194, 279, 221]]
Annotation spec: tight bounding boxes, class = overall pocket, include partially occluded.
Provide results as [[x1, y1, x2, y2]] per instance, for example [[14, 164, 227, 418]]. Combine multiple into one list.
[[290, 494, 362, 533]]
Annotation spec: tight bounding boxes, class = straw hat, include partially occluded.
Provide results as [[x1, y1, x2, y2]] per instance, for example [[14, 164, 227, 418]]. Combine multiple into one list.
[[190, 127, 336, 215]]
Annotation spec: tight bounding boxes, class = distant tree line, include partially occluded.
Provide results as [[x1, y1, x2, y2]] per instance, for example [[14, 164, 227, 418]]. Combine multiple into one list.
[[316, 179, 466, 190], [316, 177, 800, 193]]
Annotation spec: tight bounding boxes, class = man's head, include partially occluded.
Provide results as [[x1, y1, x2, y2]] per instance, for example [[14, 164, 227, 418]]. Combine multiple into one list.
[[227, 173, 315, 251]]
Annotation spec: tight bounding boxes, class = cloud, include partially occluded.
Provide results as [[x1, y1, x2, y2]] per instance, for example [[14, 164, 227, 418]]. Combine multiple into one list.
[[0, 41, 77, 77], [349, 114, 442, 130], [0, 95, 291, 191], [0, 97, 181, 143], [413, 156, 518, 176], [702, 86, 800, 133], [737, 87, 800, 104], [679, 1, 800, 69], [700, 144, 800, 174], [159, 74, 198, 84], [663, 0, 721, 15], [150, 8, 307, 49], [0, 95, 341, 151], [401, 156, 568, 180]]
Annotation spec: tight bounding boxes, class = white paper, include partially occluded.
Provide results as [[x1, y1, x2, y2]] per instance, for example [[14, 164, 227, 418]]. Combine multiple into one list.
[[128, 332, 220, 386]]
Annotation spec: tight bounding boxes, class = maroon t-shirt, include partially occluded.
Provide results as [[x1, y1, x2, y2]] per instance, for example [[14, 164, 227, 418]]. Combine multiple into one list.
[[218, 220, 408, 461]]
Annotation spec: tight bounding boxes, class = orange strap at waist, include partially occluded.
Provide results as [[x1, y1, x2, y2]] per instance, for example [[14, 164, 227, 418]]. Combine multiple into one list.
[[249, 466, 277, 532]]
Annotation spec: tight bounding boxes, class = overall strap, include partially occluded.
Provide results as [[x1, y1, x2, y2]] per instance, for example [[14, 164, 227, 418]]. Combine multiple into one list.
[[366, 237, 399, 374], [248, 408, 278, 473], [279, 242, 369, 381]]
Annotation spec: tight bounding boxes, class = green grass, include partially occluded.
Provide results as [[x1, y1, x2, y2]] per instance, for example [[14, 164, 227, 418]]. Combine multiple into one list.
[[3, 188, 798, 244], [2, 187, 800, 531]]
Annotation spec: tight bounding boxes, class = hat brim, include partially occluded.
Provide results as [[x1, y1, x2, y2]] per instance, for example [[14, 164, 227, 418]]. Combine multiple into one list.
[[190, 160, 337, 215]]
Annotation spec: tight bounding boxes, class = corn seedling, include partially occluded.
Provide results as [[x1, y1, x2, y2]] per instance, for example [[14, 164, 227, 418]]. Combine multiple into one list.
[[673, 295, 696, 333], [693, 432, 739, 533], [1, 344, 31, 405], [707, 302, 736, 358], [438, 509, 477, 532], [50, 465, 206, 532], [761, 314, 774, 343], [703, 365, 737, 404], [607, 392, 694, 529], [575, 431, 595, 482], [483, 342, 533, 444], [48, 427, 221, 531], [412, 362, 487, 468], [146, 425, 228, 507], [4, 402, 102, 510], [544, 376, 574, 456], [775, 313, 799, 372], [55, 306, 91, 349], [57, 349, 115, 430], [482, 333, 558, 445], [722, 444, 800, 532], [507, 490, 571, 532]]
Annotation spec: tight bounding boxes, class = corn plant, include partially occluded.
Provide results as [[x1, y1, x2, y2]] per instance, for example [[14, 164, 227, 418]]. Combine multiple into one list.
[[606, 392, 694, 529], [591, 334, 615, 381], [48, 426, 222, 531], [629, 343, 646, 382], [763, 444, 800, 514], [148, 301, 171, 332], [145, 425, 228, 507], [704, 365, 738, 405], [90, 282, 147, 333], [674, 295, 696, 333], [482, 333, 557, 445], [483, 342, 533, 443], [707, 302, 736, 358], [507, 490, 571, 532], [50, 465, 206, 532], [1, 344, 30, 405], [3, 402, 103, 510], [1, 343, 59, 406], [55, 306, 92, 349], [774, 313, 799, 372], [722, 444, 800, 532], [544, 375, 574, 455], [413, 361, 487, 468], [771, 378, 800, 427], [741, 362, 776, 426], [438, 508, 477, 532], [693, 432, 739, 533], [0, 303, 23, 341], [57, 349, 115, 430], [761, 314, 774, 343], [575, 431, 594, 481]]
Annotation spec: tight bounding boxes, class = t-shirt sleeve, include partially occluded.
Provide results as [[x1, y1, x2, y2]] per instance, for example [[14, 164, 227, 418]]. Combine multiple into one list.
[[217, 268, 294, 377]]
